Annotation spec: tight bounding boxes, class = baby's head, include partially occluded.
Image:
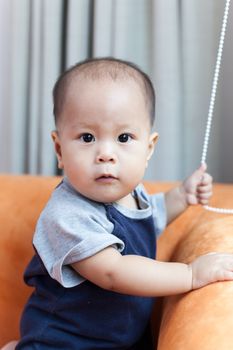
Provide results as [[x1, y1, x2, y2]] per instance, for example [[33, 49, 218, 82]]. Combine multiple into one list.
[[53, 57, 155, 129], [52, 57, 158, 206]]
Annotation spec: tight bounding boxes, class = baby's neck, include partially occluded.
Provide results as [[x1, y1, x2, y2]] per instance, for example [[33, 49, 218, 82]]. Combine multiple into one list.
[[115, 193, 139, 210]]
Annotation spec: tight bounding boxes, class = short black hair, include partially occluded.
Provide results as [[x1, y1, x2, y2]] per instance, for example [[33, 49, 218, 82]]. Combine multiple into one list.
[[53, 57, 155, 127]]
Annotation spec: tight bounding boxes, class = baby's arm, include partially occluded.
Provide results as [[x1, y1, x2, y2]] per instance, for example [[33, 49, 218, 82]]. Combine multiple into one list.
[[165, 163, 212, 223], [72, 247, 233, 297]]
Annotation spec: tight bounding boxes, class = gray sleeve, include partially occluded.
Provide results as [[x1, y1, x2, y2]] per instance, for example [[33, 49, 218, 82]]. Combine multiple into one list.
[[33, 194, 124, 288], [136, 184, 167, 236], [150, 192, 167, 236]]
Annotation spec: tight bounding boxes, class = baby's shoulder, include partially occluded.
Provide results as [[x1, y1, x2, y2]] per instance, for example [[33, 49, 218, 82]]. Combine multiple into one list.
[[40, 179, 106, 223]]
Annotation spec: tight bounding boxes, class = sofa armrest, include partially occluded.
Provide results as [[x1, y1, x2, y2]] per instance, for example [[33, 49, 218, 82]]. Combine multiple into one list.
[[0, 175, 61, 346], [157, 183, 233, 349]]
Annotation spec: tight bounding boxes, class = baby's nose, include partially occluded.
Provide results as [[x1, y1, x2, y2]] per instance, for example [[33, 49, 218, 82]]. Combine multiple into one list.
[[96, 144, 116, 163], [96, 153, 116, 163]]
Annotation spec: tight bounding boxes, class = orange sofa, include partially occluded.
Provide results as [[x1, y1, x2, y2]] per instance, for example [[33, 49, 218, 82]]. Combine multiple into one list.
[[1, 174, 233, 349]]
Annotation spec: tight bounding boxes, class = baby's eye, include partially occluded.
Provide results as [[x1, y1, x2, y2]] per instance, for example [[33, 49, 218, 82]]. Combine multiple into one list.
[[118, 133, 132, 143], [80, 133, 95, 143]]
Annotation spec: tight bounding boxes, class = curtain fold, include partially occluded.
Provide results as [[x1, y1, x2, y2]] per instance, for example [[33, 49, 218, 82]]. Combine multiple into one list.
[[26, 0, 62, 174], [66, 0, 91, 66], [0, 0, 232, 181], [219, 0, 233, 183], [151, 0, 183, 180], [0, 0, 11, 170], [181, 0, 224, 178]]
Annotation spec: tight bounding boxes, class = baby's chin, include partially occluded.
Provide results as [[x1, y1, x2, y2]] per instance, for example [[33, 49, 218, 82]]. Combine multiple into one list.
[[79, 190, 131, 206], [69, 179, 137, 206]]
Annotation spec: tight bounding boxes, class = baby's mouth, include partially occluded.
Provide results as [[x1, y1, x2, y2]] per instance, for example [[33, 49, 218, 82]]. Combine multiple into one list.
[[95, 174, 118, 183]]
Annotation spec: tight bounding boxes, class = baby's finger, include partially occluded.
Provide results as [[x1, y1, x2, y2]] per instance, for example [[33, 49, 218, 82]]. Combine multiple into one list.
[[197, 183, 212, 193], [212, 252, 233, 265], [197, 192, 212, 200], [198, 198, 210, 205], [197, 192, 212, 203], [200, 173, 212, 186], [222, 270, 233, 280]]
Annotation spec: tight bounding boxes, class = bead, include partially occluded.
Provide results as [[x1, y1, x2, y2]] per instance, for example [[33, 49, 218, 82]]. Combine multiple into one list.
[[201, 0, 232, 215], [204, 206, 233, 215]]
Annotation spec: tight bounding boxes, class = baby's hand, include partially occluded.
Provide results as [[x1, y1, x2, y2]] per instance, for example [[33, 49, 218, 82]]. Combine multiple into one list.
[[182, 163, 213, 206], [190, 252, 233, 289]]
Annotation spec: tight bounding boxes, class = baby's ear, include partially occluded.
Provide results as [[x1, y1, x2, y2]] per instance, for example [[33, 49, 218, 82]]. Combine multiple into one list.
[[147, 132, 159, 162], [51, 131, 64, 169]]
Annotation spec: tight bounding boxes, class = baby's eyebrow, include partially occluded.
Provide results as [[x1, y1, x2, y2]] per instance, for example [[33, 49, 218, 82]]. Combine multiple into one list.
[[69, 122, 94, 129]]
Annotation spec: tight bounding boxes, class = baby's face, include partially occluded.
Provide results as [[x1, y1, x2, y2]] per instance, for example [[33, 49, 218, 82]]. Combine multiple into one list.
[[52, 78, 158, 207]]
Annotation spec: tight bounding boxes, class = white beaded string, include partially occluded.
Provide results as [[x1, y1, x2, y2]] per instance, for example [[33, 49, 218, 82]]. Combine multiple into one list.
[[201, 0, 233, 214]]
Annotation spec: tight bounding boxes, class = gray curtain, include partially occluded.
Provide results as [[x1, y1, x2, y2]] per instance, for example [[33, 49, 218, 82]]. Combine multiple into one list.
[[0, 0, 232, 182]]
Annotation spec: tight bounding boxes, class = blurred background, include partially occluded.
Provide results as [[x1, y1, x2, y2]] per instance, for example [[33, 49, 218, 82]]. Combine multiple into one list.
[[0, 0, 232, 182]]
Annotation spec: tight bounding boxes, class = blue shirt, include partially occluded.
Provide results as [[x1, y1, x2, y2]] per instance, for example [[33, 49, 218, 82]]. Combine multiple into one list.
[[17, 179, 166, 349]]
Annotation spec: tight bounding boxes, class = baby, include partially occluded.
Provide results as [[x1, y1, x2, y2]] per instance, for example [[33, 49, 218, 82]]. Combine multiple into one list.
[[11, 57, 233, 349]]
